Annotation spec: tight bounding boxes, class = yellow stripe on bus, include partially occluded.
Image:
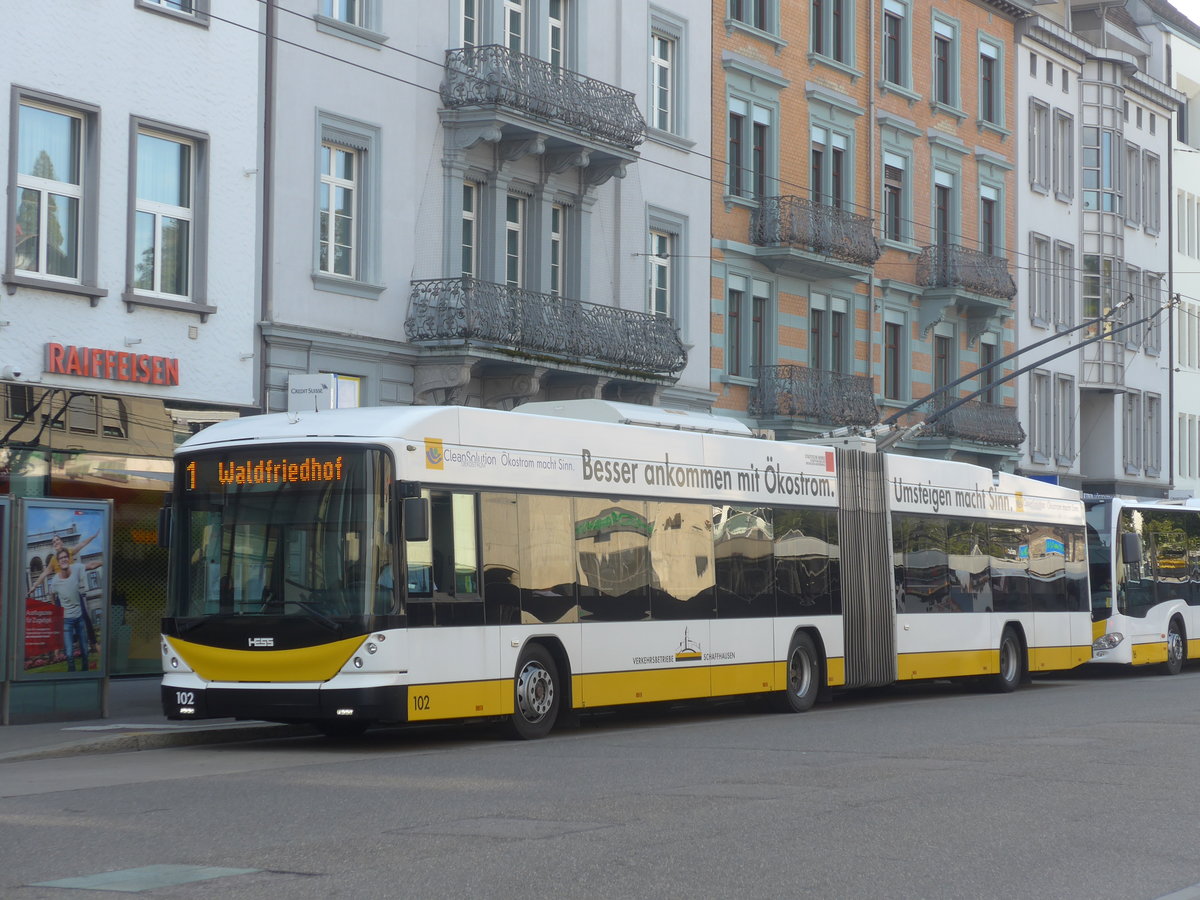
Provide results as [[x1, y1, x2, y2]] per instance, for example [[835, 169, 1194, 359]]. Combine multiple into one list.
[[1092, 620, 1107, 642], [1132, 641, 1168, 666], [168, 635, 363, 683], [407, 679, 510, 721], [1028, 645, 1092, 672]]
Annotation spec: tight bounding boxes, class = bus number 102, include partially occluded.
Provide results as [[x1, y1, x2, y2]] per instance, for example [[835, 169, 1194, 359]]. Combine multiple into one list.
[[412, 695, 430, 712]]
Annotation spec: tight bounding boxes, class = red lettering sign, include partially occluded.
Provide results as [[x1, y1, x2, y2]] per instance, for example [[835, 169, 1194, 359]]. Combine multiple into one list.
[[44, 343, 180, 386]]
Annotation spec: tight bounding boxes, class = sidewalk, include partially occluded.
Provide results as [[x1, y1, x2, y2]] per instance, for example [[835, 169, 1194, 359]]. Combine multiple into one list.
[[0, 677, 309, 764]]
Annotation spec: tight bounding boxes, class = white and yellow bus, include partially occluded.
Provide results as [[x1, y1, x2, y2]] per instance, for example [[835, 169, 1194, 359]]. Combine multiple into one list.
[[160, 400, 1092, 738], [1086, 496, 1200, 674]]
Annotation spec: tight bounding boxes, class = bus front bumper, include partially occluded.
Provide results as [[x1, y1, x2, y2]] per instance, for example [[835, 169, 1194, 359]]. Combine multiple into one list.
[[161, 682, 408, 724]]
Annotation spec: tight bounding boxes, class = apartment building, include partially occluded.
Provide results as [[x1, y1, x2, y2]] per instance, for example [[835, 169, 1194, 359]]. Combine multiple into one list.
[[711, 0, 1025, 470], [261, 0, 713, 413], [1016, 0, 1181, 497], [0, 0, 259, 677]]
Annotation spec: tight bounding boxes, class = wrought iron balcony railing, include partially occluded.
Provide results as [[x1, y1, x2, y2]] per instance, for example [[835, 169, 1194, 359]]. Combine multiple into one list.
[[405, 278, 686, 377], [749, 365, 879, 427], [915, 244, 1016, 299], [751, 196, 881, 266], [924, 397, 1025, 447], [442, 45, 646, 149]]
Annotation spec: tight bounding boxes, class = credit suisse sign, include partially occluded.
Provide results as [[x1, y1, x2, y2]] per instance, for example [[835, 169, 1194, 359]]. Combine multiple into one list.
[[45, 342, 180, 386]]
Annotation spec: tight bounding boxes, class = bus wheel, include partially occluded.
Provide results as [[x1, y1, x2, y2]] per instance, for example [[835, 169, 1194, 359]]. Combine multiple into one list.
[[1162, 618, 1186, 676], [988, 627, 1024, 694], [772, 632, 819, 713], [506, 644, 560, 740]]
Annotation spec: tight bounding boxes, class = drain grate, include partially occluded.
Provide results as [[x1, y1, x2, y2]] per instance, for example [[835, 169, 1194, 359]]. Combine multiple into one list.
[[31, 864, 259, 893]]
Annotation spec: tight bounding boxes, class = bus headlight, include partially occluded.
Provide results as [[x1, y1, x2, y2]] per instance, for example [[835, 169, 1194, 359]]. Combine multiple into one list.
[[1093, 632, 1125, 651], [366, 642, 378, 655]]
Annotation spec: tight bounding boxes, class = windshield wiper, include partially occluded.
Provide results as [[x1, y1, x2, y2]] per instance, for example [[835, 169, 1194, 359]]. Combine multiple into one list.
[[287, 599, 341, 633]]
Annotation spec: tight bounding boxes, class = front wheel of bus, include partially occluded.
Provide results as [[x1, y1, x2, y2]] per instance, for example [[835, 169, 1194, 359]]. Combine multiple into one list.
[[1161, 618, 1186, 676], [773, 632, 820, 713], [506, 644, 560, 740], [988, 627, 1024, 694]]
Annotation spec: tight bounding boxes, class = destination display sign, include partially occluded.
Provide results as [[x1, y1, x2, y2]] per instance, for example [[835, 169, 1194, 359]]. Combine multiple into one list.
[[182, 453, 347, 492]]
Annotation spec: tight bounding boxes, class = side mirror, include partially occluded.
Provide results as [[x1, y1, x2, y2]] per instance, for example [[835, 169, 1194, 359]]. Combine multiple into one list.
[[1120, 531, 1142, 565], [403, 497, 429, 543]]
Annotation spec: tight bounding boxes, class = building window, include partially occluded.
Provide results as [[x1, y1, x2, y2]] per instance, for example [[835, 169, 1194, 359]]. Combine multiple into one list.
[[1030, 370, 1052, 462], [1082, 125, 1121, 213], [728, 99, 772, 200], [136, 0, 209, 22], [133, 130, 196, 298], [548, 0, 566, 68], [884, 320, 904, 400], [933, 21, 957, 107], [1125, 142, 1141, 225], [504, 0, 525, 53], [649, 229, 672, 317], [325, 0, 363, 25], [979, 341, 996, 404], [321, 372, 362, 408], [14, 101, 86, 281], [730, 0, 770, 31], [884, 154, 906, 242], [101, 396, 128, 438], [811, 295, 848, 374], [67, 393, 97, 434], [810, 126, 847, 208], [979, 40, 1001, 125], [1030, 234, 1052, 325], [933, 170, 956, 246], [1146, 393, 1162, 475], [979, 186, 998, 256], [1054, 241, 1074, 328], [1125, 265, 1142, 349], [318, 141, 357, 278], [505, 195, 526, 288], [1145, 273, 1162, 354], [461, 0, 477, 47], [1053, 111, 1074, 199], [1144, 152, 1161, 233], [650, 32, 675, 133], [461, 181, 478, 278], [883, 0, 908, 87], [1123, 391, 1143, 473], [727, 275, 770, 378], [1029, 100, 1050, 191], [549, 203, 565, 297], [1054, 375, 1075, 464], [933, 334, 953, 393], [812, 0, 848, 63]]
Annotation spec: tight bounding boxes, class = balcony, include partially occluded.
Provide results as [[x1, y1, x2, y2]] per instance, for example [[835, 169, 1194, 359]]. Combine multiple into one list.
[[923, 398, 1026, 448], [749, 365, 879, 427], [915, 244, 1016, 300], [750, 197, 881, 280], [441, 46, 644, 183], [405, 278, 686, 379]]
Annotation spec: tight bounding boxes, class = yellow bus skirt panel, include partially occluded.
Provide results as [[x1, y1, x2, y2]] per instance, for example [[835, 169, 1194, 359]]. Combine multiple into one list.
[[1092, 620, 1107, 642], [407, 679, 509, 721], [168, 636, 364, 683], [897, 648, 996, 681], [1190, 638, 1200, 660], [577, 665, 713, 708], [1028, 645, 1092, 672], [1132, 640, 1168, 666]]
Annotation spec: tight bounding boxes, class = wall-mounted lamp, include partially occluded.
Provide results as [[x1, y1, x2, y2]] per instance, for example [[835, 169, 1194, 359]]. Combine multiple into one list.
[[240, 353, 255, 360], [124, 337, 143, 347]]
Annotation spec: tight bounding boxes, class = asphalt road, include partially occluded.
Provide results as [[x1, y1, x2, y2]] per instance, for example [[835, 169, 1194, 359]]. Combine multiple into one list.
[[3, 667, 1200, 900]]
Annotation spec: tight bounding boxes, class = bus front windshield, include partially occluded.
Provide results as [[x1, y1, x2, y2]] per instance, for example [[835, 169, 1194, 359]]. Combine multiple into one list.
[[169, 445, 394, 621]]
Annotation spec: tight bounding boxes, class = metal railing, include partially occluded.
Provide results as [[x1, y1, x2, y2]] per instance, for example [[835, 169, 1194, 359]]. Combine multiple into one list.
[[442, 45, 645, 149], [751, 196, 881, 266], [915, 244, 1016, 299], [749, 365, 879, 426], [405, 278, 686, 377], [924, 397, 1025, 447]]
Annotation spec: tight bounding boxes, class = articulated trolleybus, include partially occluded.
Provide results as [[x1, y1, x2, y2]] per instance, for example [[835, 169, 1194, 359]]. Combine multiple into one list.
[[161, 400, 1091, 738], [1086, 495, 1200, 674]]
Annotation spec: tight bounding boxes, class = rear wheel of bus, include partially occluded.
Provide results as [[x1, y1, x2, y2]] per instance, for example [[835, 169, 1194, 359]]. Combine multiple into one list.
[[773, 632, 820, 713], [988, 626, 1025, 693], [1161, 617, 1186, 676], [505, 643, 561, 740]]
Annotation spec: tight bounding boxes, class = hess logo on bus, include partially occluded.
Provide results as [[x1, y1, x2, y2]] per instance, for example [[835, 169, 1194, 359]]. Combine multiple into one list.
[[248, 637, 275, 648]]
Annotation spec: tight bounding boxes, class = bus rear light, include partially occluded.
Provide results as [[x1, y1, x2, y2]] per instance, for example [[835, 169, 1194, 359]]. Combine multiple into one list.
[[1093, 632, 1125, 651]]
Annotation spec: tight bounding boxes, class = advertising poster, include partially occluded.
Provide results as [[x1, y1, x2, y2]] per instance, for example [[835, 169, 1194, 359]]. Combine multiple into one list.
[[21, 502, 109, 677]]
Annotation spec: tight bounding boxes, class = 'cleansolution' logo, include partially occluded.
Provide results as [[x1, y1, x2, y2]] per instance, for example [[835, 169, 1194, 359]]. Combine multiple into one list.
[[425, 438, 444, 470]]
